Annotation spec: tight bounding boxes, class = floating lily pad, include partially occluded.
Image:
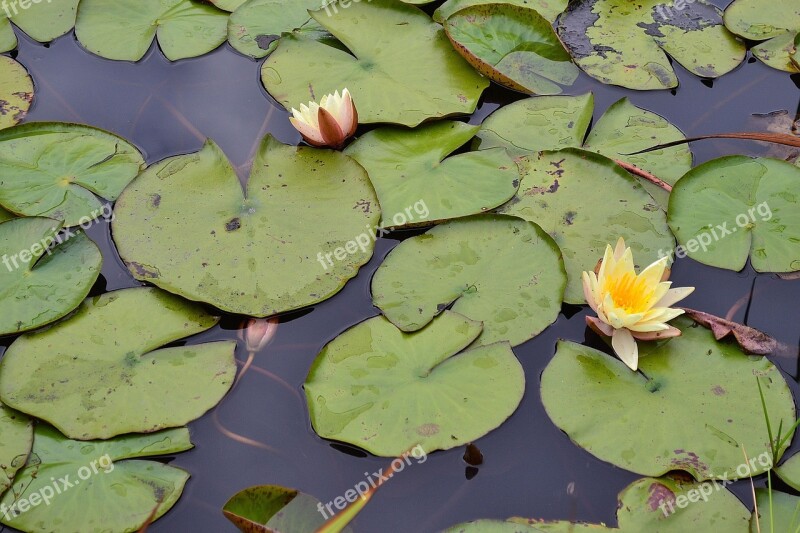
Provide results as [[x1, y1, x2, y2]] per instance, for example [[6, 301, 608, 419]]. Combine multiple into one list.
[[541, 318, 796, 479], [372, 214, 565, 347], [0, 122, 145, 226], [0, 425, 192, 533], [8, 0, 79, 42], [0, 206, 14, 222], [776, 452, 800, 492], [0, 16, 16, 53], [724, 0, 800, 72], [211, 0, 247, 11], [345, 121, 519, 228], [434, 0, 567, 24], [228, 0, 329, 58], [557, 0, 746, 90], [0, 56, 33, 131], [75, 0, 229, 61], [113, 136, 379, 317], [0, 403, 32, 498], [750, 489, 800, 532], [444, 4, 579, 95], [668, 156, 800, 273], [498, 149, 674, 304], [751, 31, 800, 73], [475, 94, 692, 204], [262, 0, 488, 127], [0, 217, 102, 336], [0, 287, 236, 440], [305, 311, 524, 456]]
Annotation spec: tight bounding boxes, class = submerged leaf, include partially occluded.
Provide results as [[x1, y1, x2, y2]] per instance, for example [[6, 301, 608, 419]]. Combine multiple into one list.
[[681, 308, 778, 355], [0, 57, 33, 131]]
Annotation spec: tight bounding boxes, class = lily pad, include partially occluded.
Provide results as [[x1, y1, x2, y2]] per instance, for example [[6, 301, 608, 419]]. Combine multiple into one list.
[[0, 287, 237, 440], [345, 121, 519, 228], [113, 135, 379, 317], [228, 0, 329, 58], [8, 0, 79, 42], [497, 149, 674, 304], [261, 0, 488, 127], [475, 94, 692, 204], [776, 452, 800, 492], [0, 122, 145, 226], [0, 206, 14, 222], [0, 57, 33, 131], [750, 489, 800, 532], [541, 318, 796, 480], [0, 403, 32, 498], [751, 31, 800, 73], [444, 4, 579, 95], [0, 16, 16, 53], [0, 425, 192, 533], [371, 214, 565, 347], [668, 155, 800, 273], [0, 217, 102, 336], [211, 0, 248, 11], [725, 0, 800, 72], [305, 311, 525, 456], [75, 0, 229, 61], [434, 0, 567, 24], [557, 0, 746, 90]]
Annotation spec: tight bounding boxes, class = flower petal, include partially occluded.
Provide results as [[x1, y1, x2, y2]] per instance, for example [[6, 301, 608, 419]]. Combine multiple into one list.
[[582, 271, 599, 311], [631, 326, 682, 341], [317, 107, 346, 148], [613, 237, 627, 261], [655, 286, 695, 308], [586, 315, 614, 337], [612, 328, 638, 371], [289, 117, 325, 145], [597, 243, 615, 281], [638, 255, 669, 288]]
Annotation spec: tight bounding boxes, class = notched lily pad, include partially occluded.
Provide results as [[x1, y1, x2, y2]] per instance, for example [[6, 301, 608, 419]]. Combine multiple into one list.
[[0, 122, 145, 226], [0, 57, 33, 131], [0, 403, 32, 498], [228, 0, 329, 58], [305, 311, 525, 456], [558, 0, 746, 90], [0, 287, 236, 440], [444, 4, 579, 95], [113, 135, 380, 317], [345, 121, 520, 228], [8, 0, 79, 43], [0, 425, 193, 533]]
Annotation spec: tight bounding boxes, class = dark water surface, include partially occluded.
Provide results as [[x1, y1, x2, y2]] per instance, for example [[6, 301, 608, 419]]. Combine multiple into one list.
[[2, 2, 800, 531]]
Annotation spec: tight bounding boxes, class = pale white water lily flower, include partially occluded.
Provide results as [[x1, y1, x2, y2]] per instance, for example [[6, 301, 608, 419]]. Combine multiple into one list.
[[582, 237, 695, 371], [289, 89, 358, 149]]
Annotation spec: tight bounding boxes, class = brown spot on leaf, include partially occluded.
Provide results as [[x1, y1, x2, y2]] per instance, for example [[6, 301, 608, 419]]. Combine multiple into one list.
[[416, 423, 439, 436]]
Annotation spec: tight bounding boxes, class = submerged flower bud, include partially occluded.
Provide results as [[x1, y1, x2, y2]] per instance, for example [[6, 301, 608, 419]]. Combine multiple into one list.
[[240, 317, 279, 352], [289, 88, 358, 149]]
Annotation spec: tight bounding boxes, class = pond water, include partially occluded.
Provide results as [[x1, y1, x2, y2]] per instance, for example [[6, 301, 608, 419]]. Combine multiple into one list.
[[2, 0, 800, 530]]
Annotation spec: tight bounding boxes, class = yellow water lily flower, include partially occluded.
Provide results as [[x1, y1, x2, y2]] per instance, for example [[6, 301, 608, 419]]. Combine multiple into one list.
[[582, 238, 695, 371], [289, 88, 358, 149]]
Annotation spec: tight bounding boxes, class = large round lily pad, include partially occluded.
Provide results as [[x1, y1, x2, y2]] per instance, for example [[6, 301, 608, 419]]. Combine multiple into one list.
[[0, 57, 33, 131], [372, 214, 566, 347], [724, 0, 800, 72], [557, 0, 746, 90], [113, 135, 379, 317], [475, 94, 692, 204], [345, 121, 519, 228], [0, 287, 237, 440], [305, 311, 525, 456], [0, 122, 145, 226], [434, 0, 567, 24], [0, 425, 192, 533], [444, 4, 579, 95], [0, 217, 102, 336], [76, 0, 229, 61], [498, 149, 674, 304], [228, 0, 328, 58], [0, 403, 32, 498], [8, 0, 79, 43], [542, 319, 796, 480], [668, 156, 800, 273], [261, 0, 488, 127]]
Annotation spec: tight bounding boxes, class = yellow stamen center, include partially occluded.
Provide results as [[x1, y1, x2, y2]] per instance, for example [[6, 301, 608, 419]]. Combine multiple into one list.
[[605, 272, 653, 313]]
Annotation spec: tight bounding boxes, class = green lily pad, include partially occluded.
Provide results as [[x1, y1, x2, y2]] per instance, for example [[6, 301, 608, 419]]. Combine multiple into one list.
[[0, 56, 32, 131], [8, 0, 79, 42], [668, 155, 800, 273], [724, 0, 800, 39], [75, 0, 229, 61], [498, 149, 674, 304], [345, 121, 519, 228], [434, 0, 567, 24], [0, 217, 102, 336], [541, 318, 796, 480], [211, 0, 247, 11], [776, 453, 800, 492], [0, 16, 17, 53], [113, 136, 379, 317], [228, 0, 329, 58], [261, 0, 488, 127], [475, 94, 692, 204], [0, 287, 236, 440], [0, 403, 32, 498], [0, 206, 14, 222], [0, 122, 145, 226], [0, 425, 192, 533], [371, 214, 565, 347], [305, 311, 524, 456], [750, 489, 800, 532], [444, 4, 579, 95], [557, 0, 746, 90], [752, 31, 800, 73]]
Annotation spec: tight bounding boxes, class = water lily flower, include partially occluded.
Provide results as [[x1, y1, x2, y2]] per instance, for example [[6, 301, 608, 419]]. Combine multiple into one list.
[[582, 238, 695, 371], [289, 89, 358, 149], [240, 317, 279, 352]]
